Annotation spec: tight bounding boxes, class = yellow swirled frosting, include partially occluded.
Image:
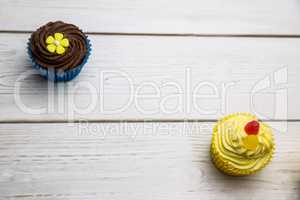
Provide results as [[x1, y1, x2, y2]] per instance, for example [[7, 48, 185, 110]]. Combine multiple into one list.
[[211, 112, 275, 176]]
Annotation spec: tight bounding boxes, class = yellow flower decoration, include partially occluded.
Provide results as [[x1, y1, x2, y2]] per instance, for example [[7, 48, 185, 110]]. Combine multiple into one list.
[[46, 33, 69, 55]]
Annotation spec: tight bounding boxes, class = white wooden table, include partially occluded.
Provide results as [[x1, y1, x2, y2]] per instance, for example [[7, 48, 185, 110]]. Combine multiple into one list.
[[1, 1, 300, 199]]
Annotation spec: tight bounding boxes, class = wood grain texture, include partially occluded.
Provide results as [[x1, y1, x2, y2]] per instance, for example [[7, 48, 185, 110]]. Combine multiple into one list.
[[1, 1, 299, 199], [0, 122, 298, 200], [0, 33, 298, 121], [1, 0, 300, 35]]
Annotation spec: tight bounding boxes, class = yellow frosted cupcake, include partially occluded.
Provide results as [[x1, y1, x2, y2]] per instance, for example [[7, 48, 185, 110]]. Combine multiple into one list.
[[211, 112, 275, 176]]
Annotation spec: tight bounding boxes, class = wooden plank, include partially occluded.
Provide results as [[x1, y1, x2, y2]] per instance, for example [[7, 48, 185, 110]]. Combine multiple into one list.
[[0, 121, 297, 199], [0, 33, 299, 121], [1, 0, 300, 35]]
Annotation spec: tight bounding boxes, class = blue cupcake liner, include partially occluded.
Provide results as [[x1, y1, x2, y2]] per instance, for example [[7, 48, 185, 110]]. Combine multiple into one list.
[[27, 37, 92, 82]]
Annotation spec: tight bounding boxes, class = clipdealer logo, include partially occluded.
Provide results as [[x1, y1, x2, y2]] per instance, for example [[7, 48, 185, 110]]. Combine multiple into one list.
[[250, 67, 288, 132], [14, 67, 288, 133], [14, 68, 236, 118]]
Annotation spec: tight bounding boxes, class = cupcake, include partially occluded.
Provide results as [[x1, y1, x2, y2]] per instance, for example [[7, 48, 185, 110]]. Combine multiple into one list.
[[28, 21, 91, 81], [211, 112, 275, 176]]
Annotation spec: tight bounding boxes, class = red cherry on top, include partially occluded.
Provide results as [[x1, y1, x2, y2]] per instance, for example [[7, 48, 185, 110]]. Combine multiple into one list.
[[244, 120, 260, 135]]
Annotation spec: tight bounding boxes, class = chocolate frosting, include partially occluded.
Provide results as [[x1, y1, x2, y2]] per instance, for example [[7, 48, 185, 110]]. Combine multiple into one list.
[[30, 21, 87, 71]]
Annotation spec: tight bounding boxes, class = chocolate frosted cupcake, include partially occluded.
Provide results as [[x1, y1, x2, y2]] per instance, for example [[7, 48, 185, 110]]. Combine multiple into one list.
[[28, 21, 91, 81]]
